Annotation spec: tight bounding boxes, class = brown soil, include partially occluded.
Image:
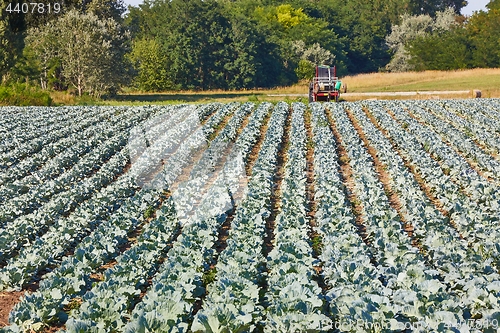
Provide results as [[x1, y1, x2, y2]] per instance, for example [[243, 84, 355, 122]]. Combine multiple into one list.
[[303, 107, 330, 297], [323, 106, 371, 247], [303, 108, 317, 226], [0, 291, 24, 327], [365, 106, 466, 240], [263, 105, 292, 258]]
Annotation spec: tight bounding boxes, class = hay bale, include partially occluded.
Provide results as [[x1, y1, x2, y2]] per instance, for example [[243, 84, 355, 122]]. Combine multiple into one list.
[[472, 90, 482, 98]]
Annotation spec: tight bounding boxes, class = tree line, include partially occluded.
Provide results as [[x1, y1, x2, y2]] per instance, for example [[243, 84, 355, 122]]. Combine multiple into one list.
[[386, 0, 500, 71], [0, 0, 497, 97]]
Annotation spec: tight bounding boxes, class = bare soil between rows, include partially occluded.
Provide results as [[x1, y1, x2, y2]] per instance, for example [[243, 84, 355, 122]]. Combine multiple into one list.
[[0, 291, 24, 327]]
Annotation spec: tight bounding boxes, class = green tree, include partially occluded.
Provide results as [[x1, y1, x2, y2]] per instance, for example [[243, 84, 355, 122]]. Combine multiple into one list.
[[137, 0, 233, 90], [0, 0, 24, 81], [409, 26, 471, 70], [292, 40, 335, 80], [24, 23, 58, 89], [487, 0, 500, 9], [466, 1, 500, 68], [405, 0, 500, 71], [27, 9, 131, 96], [410, 0, 468, 15], [84, 0, 126, 22], [128, 38, 172, 91], [253, 2, 345, 82], [289, 0, 467, 74], [123, 0, 471, 90], [386, 8, 456, 72], [0, 0, 14, 80], [127, 0, 283, 90]]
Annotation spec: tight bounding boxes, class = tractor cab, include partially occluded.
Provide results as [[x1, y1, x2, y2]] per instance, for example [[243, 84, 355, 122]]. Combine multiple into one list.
[[308, 65, 344, 102]]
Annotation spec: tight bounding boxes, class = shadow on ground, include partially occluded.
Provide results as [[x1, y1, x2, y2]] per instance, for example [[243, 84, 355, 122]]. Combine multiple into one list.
[[114, 92, 264, 103]]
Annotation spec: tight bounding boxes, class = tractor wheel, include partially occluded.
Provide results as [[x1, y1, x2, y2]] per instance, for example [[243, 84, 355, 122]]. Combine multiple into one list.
[[308, 89, 313, 103], [335, 94, 339, 102]]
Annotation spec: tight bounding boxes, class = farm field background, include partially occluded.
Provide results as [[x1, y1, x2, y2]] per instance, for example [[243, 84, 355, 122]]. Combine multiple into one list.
[[1, 99, 500, 332], [86, 68, 500, 106]]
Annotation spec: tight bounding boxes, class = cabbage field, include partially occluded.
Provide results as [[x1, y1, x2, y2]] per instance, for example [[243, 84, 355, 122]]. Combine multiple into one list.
[[1, 99, 500, 332]]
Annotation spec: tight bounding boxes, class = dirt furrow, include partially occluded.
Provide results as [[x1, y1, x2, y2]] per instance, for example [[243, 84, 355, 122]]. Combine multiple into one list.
[[257, 104, 292, 324], [323, 107, 373, 250], [363, 107, 466, 240], [303, 107, 329, 289], [344, 107, 420, 248], [400, 105, 498, 186]]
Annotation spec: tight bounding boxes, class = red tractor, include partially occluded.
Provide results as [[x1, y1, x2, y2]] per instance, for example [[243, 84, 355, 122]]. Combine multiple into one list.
[[308, 65, 345, 102]]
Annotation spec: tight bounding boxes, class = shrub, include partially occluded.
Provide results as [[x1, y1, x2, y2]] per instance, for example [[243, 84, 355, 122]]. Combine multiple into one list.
[[0, 83, 52, 106]]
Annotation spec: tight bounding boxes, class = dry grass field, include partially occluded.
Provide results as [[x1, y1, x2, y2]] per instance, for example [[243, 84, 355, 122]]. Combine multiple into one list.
[[50, 68, 500, 105], [342, 68, 500, 96]]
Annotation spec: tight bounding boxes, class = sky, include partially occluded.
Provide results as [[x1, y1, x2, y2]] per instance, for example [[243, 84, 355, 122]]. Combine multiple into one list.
[[461, 0, 489, 15], [122, 0, 490, 16]]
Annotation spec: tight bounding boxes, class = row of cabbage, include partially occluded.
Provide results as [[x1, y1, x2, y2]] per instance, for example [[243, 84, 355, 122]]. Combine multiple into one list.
[[0, 107, 156, 266], [3, 100, 500, 332], [394, 101, 500, 198], [310, 103, 391, 331], [400, 100, 500, 183], [0, 103, 221, 278], [0, 107, 150, 229], [460, 99, 500, 124], [0, 107, 116, 184], [0, 106, 71, 147], [325, 102, 468, 330], [0, 107, 104, 166], [421, 100, 500, 156], [0, 108, 133, 207], [349, 102, 500, 325], [262, 103, 331, 331], [0, 106, 93, 148], [365, 101, 500, 270], [4, 103, 233, 331], [190, 102, 285, 332], [61, 102, 242, 332], [120, 102, 269, 332], [449, 100, 500, 138]]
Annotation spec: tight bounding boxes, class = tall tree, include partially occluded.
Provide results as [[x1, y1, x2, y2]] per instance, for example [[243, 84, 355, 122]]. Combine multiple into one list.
[[385, 8, 457, 72], [0, 0, 26, 81], [27, 9, 131, 96], [83, 0, 126, 23], [466, 0, 500, 68], [487, 0, 500, 10], [128, 37, 172, 91], [409, 26, 471, 70], [0, 0, 14, 80], [410, 0, 468, 15]]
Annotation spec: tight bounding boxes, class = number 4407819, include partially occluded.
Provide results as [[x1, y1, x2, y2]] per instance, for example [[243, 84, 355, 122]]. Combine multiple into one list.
[[5, 2, 61, 14]]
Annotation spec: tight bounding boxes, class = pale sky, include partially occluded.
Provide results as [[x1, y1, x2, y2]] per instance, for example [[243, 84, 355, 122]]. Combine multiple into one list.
[[124, 0, 141, 8], [123, 0, 490, 16], [462, 0, 489, 15]]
